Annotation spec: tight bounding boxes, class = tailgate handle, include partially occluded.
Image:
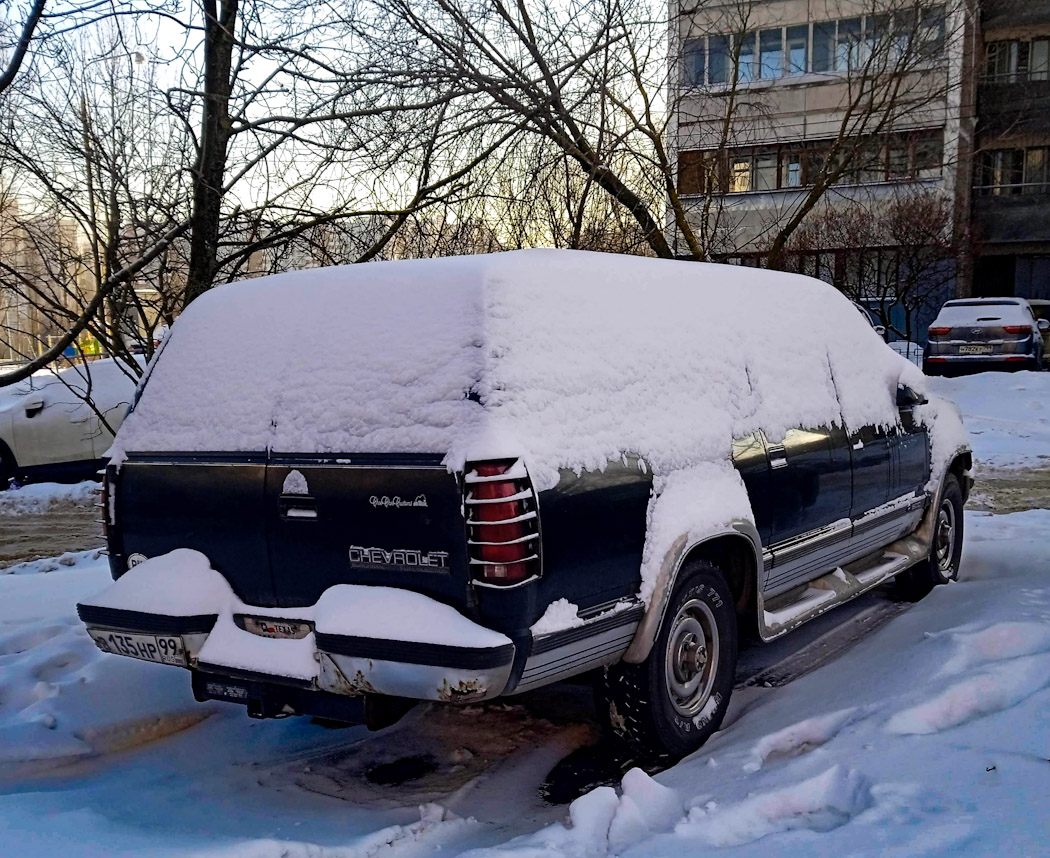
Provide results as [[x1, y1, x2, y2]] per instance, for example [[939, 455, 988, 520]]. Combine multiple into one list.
[[279, 495, 318, 520]]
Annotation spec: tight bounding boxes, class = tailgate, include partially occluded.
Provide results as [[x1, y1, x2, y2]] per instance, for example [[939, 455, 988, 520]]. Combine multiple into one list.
[[266, 454, 472, 610], [114, 454, 277, 606]]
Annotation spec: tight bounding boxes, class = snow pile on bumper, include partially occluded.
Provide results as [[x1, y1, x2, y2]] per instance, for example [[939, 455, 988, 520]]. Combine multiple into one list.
[[78, 550, 515, 702]]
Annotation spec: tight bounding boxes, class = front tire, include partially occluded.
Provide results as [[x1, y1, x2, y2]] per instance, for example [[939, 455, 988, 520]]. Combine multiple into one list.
[[895, 473, 964, 601], [600, 560, 737, 763]]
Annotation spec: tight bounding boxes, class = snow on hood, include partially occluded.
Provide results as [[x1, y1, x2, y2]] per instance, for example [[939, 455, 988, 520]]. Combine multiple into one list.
[[113, 249, 927, 490]]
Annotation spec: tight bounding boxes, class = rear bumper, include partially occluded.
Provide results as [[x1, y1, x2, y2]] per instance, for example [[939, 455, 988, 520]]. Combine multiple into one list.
[[77, 601, 516, 707], [924, 354, 1037, 371]]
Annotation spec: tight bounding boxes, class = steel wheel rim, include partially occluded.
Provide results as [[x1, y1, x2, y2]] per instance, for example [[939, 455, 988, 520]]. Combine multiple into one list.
[[935, 498, 956, 574], [664, 598, 719, 717]]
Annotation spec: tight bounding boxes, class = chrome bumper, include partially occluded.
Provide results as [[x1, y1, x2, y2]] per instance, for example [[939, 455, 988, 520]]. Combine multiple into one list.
[[78, 603, 515, 704]]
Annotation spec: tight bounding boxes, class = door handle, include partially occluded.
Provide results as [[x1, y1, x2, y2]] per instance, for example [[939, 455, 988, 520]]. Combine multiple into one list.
[[279, 495, 318, 520], [23, 398, 44, 418], [767, 445, 788, 469]]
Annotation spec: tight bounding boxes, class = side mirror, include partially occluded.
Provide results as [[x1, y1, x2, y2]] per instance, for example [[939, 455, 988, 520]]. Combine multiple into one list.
[[23, 397, 44, 418], [1038, 318, 1049, 333], [896, 385, 927, 408]]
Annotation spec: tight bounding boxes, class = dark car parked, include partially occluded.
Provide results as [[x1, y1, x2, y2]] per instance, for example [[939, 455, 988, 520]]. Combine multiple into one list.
[[77, 251, 972, 762], [924, 298, 1048, 376]]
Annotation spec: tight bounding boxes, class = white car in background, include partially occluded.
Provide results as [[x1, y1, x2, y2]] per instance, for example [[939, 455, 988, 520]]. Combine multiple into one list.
[[0, 358, 142, 486]]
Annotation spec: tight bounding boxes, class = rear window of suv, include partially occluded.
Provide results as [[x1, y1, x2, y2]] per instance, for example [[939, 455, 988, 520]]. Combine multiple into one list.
[[934, 302, 1030, 327]]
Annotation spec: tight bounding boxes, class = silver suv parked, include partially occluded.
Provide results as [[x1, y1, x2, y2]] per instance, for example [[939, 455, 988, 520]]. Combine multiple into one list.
[[924, 298, 1047, 376]]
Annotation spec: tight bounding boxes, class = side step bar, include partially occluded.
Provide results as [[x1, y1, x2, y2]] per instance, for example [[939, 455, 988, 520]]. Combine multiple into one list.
[[757, 516, 933, 642]]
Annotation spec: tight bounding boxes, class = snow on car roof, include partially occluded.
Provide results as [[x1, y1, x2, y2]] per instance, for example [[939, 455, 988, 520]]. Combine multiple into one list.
[[112, 249, 920, 489]]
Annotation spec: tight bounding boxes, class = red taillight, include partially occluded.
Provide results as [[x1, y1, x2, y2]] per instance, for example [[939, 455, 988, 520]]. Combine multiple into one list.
[[928, 326, 951, 336], [926, 357, 947, 362], [1004, 355, 1029, 361], [465, 459, 539, 585], [1003, 325, 1031, 335]]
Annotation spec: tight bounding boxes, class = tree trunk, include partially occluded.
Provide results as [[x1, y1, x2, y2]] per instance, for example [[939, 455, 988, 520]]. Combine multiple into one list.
[[184, 0, 238, 308]]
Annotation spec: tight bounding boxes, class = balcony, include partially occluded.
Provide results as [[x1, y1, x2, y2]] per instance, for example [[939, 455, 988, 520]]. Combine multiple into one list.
[[977, 78, 1050, 139], [972, 190, 1050, 244]]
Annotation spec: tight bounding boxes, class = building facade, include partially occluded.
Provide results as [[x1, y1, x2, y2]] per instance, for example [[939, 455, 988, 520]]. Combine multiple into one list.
[[970, 0, 1050, 299], [669, 0, 1050, 340]]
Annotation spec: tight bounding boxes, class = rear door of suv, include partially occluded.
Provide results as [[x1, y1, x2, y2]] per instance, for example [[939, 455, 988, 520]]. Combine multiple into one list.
[[264, 453, 474, 611]]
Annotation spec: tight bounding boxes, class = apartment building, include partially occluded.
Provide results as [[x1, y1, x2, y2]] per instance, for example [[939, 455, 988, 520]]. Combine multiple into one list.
[[970, 0, 1050, 299], [671, 0, 974, 338]]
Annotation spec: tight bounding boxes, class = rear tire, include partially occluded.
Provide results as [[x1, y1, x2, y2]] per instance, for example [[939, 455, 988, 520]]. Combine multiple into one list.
[[895, 473, 964, 601], [599, 560, 737, 763]]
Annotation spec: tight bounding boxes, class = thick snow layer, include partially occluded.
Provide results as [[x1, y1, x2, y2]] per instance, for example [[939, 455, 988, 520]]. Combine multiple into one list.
[[112, 250, 924, 493], [85, 549, 236, 616], [531, 599, 583, 635], [639, 462, 755, 604], [0, 481, 99, 516], [198, 616, 320, 681], [314, 585, 511, 648], [928, 371, 1050, 469]]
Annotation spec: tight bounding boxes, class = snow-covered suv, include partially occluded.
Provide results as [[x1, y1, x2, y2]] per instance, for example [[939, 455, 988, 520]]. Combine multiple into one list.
[[77, 250, 972, 762]]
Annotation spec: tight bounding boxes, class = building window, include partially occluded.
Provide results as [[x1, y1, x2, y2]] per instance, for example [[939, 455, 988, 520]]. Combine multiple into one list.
[[786, 25, 809, 75], [676, 129, 943, 197], [978, 147, 1050, 195], [759, 29, 783, 79], [919, 7, 946, 57], [737, 33, 756, 83], [683, 39, 705, 86], [986, 38, 1050, 82], [754, 153, 779, 190], [709, 35, 730, 84], [782, 153, 803, 187], [730, 158, 752, 192], [813, 21, 835, 72], [677, 150, 709, 195], [836, 18, 863, 71]]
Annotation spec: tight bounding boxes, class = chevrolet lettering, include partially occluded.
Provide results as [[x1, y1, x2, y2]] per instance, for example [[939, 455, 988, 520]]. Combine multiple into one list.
[[348, 546, 450, 570]]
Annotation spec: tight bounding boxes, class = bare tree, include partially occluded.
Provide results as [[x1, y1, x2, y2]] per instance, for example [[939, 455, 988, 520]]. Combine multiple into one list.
[[788, 188, 956, 342], [359, 0, 965, 265]]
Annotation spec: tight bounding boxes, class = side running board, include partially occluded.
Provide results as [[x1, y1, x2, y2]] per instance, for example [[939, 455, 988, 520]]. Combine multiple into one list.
[[757, 505, 935, 642]]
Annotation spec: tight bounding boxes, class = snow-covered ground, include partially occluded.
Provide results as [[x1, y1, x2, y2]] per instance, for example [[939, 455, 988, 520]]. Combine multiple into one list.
[[0, 372, 1047, 856], [0, 480, 99, 516], [928, 371, 1050, 470]]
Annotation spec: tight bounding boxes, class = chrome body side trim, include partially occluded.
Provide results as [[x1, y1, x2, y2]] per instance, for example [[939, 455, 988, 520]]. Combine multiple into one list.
[[511, 601, 644, 694], [761, 494, 925, 598]]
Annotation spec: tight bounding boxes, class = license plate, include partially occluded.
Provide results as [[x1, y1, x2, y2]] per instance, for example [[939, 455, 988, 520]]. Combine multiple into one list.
[[958, 345, 992, 355], [241, 616, 313, 640], [88, 629, 186, 666]]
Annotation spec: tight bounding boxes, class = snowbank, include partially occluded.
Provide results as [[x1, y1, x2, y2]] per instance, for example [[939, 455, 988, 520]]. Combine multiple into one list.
[[112, 250, 926, 493], [461, 509, 1050, 858], [0, 481, 99, 516], [0, 551, 204, 768], [928, 371, 1050, 469]]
